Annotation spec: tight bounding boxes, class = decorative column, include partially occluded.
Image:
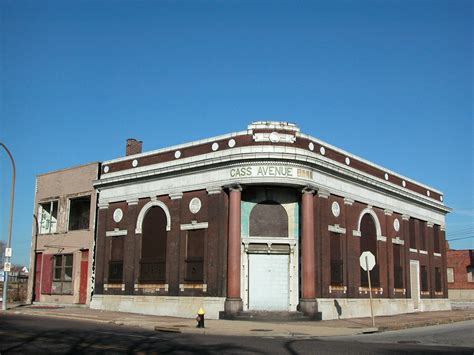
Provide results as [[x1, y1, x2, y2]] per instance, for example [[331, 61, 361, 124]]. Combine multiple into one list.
[[224, 185, 243, 315], [440, 225, 448, 298], [300, 187, 318, 316], [168, 193, 183, 295], [94, 203, 109, 294], [402, 214, 411, 298], [124, 199, 138, 294], [427, 222, 435, 298]]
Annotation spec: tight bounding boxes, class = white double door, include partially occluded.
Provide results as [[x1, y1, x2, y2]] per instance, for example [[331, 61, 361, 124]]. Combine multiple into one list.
[[248, 254, 290, 311]]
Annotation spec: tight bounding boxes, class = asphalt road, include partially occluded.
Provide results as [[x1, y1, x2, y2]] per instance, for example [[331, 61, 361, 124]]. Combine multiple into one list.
[[0, 313, 473, 354]]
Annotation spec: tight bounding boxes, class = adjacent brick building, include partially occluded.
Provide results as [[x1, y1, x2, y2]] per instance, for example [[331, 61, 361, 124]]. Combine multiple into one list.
[[447, 248, 474, 300], [27, 163, 100, 305], [90, 121, 451, 320]]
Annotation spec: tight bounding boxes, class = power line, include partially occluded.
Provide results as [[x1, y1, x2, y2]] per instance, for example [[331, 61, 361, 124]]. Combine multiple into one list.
[[446, 235, 474, 241]]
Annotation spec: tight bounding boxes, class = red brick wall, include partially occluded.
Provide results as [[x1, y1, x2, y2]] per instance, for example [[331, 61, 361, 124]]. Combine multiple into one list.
[[447, 249, 474, 289]]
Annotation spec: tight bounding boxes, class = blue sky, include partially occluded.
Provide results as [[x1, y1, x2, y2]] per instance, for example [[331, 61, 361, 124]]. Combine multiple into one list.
[[0, 0, 472, 266]]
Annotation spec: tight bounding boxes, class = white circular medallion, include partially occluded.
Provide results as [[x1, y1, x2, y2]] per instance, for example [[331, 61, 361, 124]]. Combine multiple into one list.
[[189, 197, 202, 214], [269, 132, 280, 143], [212, 142, 219, 151], [384, 173, 389, 180], [174, 150, 181, 159], [308, 142, 314, 151], [320, 146, 326, 155], [440, 195, 443, 202], [393, 218, 400, 232], [345, 157, 350, 165], [402, 180, 406, 187], [228, 139, 236, 148], [113, 208, 123, 223], [103, 165, 109, 173], [426, 190, 430, 197], [132, 159, 138, 167], [331, 201, 341, 217]]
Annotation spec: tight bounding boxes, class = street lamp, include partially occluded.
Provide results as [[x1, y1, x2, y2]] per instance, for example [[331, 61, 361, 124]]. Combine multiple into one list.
[[1, 143, 16, 311]]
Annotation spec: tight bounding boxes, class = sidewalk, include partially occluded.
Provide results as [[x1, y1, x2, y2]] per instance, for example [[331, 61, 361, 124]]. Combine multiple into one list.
[[5, 304, 474, 338]]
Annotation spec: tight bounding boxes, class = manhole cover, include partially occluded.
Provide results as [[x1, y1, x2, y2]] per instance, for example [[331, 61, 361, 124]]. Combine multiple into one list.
[[250, 329, 273, 332]]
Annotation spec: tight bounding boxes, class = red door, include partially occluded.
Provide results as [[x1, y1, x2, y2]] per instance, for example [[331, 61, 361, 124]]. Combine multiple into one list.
[[79, 250, 89, 304], [34, 253, 43, 302]]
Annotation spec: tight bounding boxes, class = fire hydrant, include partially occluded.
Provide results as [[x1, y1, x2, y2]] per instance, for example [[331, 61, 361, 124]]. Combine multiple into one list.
[[196, 307, 205, 328]]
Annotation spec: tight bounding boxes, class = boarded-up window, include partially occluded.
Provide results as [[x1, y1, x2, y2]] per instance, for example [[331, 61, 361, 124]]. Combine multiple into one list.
[[330, 232, 343, 286], [185, 229, 205, 282], [409, 219, 416, 249], [393, 244, 403, 289], [139, 206, 167, 283], [435, 267, 442, 292], [249, 200, 288, 237], [419, 221, 426, 251], [433, 225, 440, 254], [420, 265, 428, 292], [447, 267, 454, 283], [39, 201, 58, 234], [52, 254, 73, 294], [360, 214, 379, 287], [68, 196, 91, 231], [467, 266, 473, 283], [109, 236, 124, 283]]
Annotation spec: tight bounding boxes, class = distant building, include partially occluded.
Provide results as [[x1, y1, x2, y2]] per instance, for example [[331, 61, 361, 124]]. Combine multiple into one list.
[[90, 121, 451, 320], [447, 248, 474, 301], [26, 163, 99, 305]]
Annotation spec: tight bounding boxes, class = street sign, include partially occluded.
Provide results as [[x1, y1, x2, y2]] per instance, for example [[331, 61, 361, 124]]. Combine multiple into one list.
[[5, 248, 12, 257], [360, 251, 376, 271], [4, 262, 11, 272]]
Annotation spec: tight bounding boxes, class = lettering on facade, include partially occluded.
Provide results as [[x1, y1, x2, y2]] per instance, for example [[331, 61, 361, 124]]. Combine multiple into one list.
[[229, 166, 313, 180]]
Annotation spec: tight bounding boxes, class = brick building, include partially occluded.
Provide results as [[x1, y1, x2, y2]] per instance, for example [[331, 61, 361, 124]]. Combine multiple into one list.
[[91, 122, 451, 320], [447, 248, 474, 301], [27, 163, 100, 305]]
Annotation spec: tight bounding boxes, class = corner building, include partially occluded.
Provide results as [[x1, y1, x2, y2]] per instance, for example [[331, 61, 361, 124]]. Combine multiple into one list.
[[91, 122, 451, 319]]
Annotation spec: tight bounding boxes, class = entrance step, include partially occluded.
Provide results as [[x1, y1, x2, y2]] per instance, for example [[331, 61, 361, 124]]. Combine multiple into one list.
[[220, 311, 321, 322]]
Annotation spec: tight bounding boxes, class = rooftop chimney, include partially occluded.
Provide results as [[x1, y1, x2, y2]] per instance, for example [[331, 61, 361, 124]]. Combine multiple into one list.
[[126, 138, 143, 156]]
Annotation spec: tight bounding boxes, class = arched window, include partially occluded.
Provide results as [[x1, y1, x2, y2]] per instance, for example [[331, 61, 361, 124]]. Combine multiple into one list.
[[249, 200, 288, 237], [360, 213, 380, 287], [139, 206, 167, 282]]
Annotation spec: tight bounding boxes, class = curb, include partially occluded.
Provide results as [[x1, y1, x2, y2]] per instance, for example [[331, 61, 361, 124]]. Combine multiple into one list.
[[378, 315, 474, 332]]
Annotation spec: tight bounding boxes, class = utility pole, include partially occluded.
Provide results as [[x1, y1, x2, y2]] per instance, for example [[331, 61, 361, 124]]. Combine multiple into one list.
[[1, 143, 16, 311]]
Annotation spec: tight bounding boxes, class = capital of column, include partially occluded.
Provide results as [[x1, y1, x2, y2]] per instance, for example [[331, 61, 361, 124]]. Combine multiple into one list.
[[427, 221, 434, 228], [317, 189, 330, 199], [402, 214, 410, 221], [98, 202, 109, 210], [127, 198, 139, 206], [344, 197, 354, 206], [301, 186, 315, 195], [169, 192, 183, 200], [384, 209, 393, 216], [440, 225, 446, 232], [228, 184, 242, 192], [206, 186, 222, 195]]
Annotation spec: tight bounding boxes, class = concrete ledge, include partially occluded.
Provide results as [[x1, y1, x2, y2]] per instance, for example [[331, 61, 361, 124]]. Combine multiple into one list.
[[316, 298, 451, 320], [90, 295, 226, 319]]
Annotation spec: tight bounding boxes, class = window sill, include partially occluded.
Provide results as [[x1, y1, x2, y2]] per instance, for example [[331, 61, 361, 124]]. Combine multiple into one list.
[[179, 283, 207, 292], [104, 283, 125, 291], [134, 283, 168, 292]]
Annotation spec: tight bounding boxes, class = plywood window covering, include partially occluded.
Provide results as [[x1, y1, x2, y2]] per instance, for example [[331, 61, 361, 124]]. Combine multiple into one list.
[[360, 213, 380, 287], [139, 206, 167, 283], [39, 200, 58, 234], [420, 265, 429, 292], [419, 221, 426, 251], [249, 200, 288, 237], [433, 225, 441, 254], [435, 267, 442, 292], [330, 232, 343, 286], [108, 236, 124, 283], [52, 254, 73, 294], [446, 267, 454, 283], [393, 243, 403, 289], [185, 229, 205, 282]]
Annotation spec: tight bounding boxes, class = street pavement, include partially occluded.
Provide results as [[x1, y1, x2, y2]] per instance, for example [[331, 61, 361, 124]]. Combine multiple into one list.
[[2, 302, 474, 338]]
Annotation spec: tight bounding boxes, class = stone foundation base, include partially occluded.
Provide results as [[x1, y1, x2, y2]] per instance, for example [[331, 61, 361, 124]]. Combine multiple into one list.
[[316, 298, 451, 320], [90, 295, 226, 319], [299, 298, 319, 318], [224, 297, 243, 315]]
